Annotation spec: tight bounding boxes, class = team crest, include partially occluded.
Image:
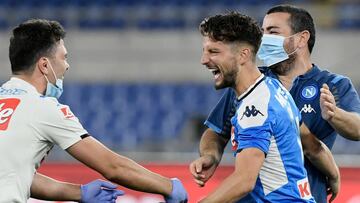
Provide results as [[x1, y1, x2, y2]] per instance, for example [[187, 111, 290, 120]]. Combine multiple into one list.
[[301, 85, 317, 100]]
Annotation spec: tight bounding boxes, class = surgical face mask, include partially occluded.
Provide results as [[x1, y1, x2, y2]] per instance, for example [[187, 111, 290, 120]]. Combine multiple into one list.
[[44, 61, 63, 99], [257, 34, 298, 67]]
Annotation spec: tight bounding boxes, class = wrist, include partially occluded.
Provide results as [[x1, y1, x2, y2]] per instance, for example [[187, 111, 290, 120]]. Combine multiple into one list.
[[327, 106, 340, 123], [201, 153, 220, 166]]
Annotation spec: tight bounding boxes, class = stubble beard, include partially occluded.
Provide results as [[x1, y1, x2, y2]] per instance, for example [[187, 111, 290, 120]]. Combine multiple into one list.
[[214, 68, 238, 90], [270, 55, 296, 76], [270, 38, 297, 76]]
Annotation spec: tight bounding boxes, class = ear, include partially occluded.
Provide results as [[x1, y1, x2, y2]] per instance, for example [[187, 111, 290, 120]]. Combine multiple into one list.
[[37, 57, 49, 75], [238, 47, 252, 64], [298, 30, 310, 49]]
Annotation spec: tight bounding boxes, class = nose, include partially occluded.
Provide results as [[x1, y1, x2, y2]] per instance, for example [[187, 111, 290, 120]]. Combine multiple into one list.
[[200, 52, 209, 66]]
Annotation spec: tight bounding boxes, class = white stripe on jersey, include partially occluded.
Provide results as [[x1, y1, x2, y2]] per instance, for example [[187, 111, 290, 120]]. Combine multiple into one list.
[[259, 136, 288, 195]]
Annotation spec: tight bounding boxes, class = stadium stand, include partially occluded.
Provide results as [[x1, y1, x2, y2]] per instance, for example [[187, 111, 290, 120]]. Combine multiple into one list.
[[0, 0, 359, 155]]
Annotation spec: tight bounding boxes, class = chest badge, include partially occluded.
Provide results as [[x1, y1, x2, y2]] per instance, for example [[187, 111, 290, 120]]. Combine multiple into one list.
[[301, 85, 318, 100]]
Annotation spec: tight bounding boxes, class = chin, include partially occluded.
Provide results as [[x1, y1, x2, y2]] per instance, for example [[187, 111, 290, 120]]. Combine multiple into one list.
[[214, 82, 227, 90]]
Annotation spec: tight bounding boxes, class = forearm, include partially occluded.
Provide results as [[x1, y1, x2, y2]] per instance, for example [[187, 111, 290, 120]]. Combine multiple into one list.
[[103, 154, 172, 196], [329, 108, 360, 141], [199, 171, 251, 203], [199, 128, 228, 164], [30, 173, 81, 201], [200, 148, 262, 203], [67, 137, 173, 197], [304, 142, 339, 180]]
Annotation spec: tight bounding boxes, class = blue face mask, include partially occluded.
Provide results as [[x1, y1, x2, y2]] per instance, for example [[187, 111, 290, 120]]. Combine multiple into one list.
[[257, 34, 298, 67], [44, 62, 64, 99]]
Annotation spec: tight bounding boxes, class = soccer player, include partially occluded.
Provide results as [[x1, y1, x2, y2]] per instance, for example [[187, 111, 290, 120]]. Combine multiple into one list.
[[192, 5, 360, 203], [194, 12, 315, 202], [0, 19, 187, 203]]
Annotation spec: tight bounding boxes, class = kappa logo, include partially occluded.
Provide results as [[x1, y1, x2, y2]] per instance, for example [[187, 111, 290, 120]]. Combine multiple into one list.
[[240, 105, 264, 120], [300, 104, 316, 114], [0, 98, 20, 131]]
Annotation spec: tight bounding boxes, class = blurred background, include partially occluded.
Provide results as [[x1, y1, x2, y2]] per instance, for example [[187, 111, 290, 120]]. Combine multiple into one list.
[[0, 0, 358, 202]]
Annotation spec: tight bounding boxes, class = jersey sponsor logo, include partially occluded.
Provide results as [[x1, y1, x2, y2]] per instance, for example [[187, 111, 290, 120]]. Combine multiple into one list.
[[297, 177, 313, 200], [240, 105, 264, 120], [300, 104, 316, 114], [230, 126, 238, 151], [0, 98, 20, 130], [301, 85, 318, 100], [61, 106, 75, 119]]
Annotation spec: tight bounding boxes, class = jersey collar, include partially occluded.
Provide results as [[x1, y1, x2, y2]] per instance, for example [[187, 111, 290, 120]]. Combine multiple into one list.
[[7, 77, 41, 96], [297, 64, 321, 80], [236, 74, 265, 101]]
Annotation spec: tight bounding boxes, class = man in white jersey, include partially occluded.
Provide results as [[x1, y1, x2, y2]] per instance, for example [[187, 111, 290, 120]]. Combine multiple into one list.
[[0, 19, 188, 203]]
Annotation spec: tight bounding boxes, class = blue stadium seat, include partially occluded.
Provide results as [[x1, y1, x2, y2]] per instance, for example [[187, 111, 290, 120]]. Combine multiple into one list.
[[60, 82, 222, 147]]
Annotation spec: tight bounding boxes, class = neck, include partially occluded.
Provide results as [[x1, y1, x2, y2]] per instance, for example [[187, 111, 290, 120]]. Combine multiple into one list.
[[278, 54, 312, 90], [234, 64, 262, 97], [13, 73, 47, 95]]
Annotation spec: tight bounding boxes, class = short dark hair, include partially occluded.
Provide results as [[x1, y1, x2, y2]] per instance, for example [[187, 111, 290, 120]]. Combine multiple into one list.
[[9, 19, 66, 74], [199, 11, 262, 57], [267, 5, 316, 53]]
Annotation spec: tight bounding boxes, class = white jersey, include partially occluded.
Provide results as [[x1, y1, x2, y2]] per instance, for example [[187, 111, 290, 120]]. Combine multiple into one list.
[[0, 77, 87, 202]]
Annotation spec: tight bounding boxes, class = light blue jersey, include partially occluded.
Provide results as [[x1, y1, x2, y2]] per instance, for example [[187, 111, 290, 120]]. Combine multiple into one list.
[[230, 75, 315, 202]]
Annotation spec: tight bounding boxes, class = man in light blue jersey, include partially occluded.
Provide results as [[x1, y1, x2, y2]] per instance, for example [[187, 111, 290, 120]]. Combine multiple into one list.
[[193, 5, 360, 203], [192, 12, 315, 202]]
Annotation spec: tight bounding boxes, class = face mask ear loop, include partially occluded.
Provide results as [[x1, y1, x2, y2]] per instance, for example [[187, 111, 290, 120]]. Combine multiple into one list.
[[46, 59, 60, 87], [285, 32, 301, 56], [43, 74, 50, 83], [288, 47, 299, 56]]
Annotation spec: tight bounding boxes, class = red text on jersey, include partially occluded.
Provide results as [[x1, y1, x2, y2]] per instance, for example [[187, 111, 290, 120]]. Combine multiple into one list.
[[297, 177, 312, 200], [0, 98, 20, 130], [61, 106, 75, 119]]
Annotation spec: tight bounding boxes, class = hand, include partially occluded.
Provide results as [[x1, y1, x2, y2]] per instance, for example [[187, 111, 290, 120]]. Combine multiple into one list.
[[320, 84, 337, 121], [327, 174, 340, 203], [80, 179, 124, 203], [164, 178, 188, 203], [189, 155, 218, 187]]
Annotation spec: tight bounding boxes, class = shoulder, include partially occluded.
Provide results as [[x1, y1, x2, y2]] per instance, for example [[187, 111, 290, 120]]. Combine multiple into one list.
[[33, 96, 73, 119], [235, 81, 272, 128], [316, 67, 351, 85]]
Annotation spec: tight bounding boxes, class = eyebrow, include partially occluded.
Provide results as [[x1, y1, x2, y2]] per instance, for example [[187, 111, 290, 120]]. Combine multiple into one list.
[[263, 26, 280, 31]]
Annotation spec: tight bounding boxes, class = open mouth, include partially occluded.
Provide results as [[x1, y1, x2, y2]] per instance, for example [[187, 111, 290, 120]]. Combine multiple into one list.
[[208, 67, 221, 80]]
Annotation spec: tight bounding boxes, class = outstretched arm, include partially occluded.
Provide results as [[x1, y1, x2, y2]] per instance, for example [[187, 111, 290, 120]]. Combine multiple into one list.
[[66, 136, 187, 202], [30, 173, 123, 202], [300, 123, 340, 202], [31, 173, 81, 201], [320, 83, 360, 141]]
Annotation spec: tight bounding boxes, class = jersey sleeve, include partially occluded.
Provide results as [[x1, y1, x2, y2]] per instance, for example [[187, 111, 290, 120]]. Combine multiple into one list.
[[204, 88, 237, 139], [330, 76, 360, 113], [235, 123, 272, 154], [35, 99, 88, 149], [232, 84, 274, 154]]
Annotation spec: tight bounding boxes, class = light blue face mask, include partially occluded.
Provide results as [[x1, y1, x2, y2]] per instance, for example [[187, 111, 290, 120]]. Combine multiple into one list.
[[257, 34, 298, 67], [44, 62, 63, 99]]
